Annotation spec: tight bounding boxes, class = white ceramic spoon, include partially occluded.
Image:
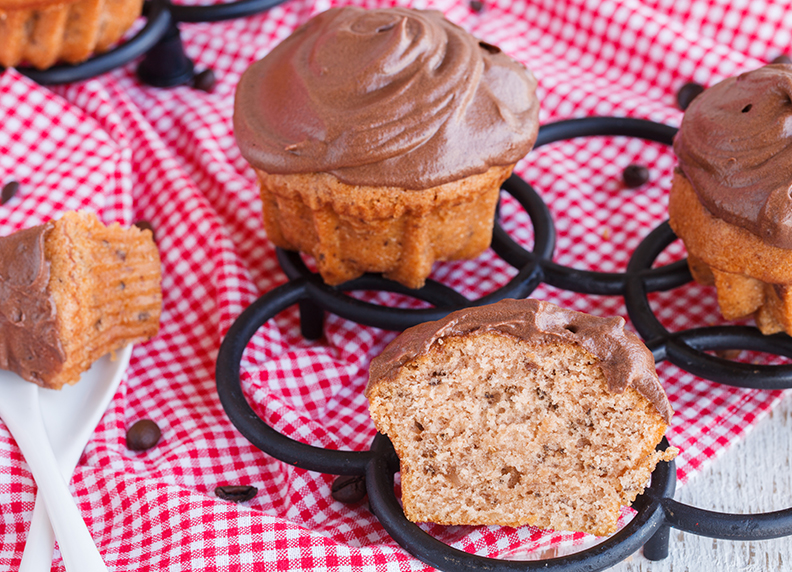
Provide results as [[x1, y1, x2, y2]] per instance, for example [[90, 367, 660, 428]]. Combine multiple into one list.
[[20, 344, 133, 571], [0, 345, 131, 572]]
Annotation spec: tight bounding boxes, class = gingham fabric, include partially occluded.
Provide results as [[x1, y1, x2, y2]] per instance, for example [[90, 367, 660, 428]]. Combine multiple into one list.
[[0, 0, 788, 569]]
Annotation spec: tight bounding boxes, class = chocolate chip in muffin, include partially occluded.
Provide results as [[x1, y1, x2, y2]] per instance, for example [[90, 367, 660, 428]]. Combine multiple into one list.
[[771, 54, 792, 65], [331, 475, 367, 504], [676, 82, 705, 110], [622, 164, 650, 188], [215, 485, 258, 503], [126, 419, 162, 451], [193, 69, 217, 93], [1, 181, 19, 205]]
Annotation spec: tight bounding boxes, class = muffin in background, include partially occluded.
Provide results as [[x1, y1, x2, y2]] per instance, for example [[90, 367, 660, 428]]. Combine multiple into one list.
[[0, 0, 144, 70], [671, 65, 792, 335], [234, 6, 540, 289]]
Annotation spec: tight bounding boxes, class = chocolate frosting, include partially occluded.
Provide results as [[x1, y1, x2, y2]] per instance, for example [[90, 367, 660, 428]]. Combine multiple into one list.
[[0, 223, 66, 387], [367, 298, 673, 424], [674, 65, 792, 249], [234, 6, 540, 190]]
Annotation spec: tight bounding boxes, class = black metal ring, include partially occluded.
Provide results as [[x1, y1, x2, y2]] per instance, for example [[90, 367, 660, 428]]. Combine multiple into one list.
[[495, 117, 689, 296], [170, 0, 288, 23], [276, 118, 691, 320], [15, 0, 172, 85], [215, 278, 376, 475], [659, 498, 792, 541]]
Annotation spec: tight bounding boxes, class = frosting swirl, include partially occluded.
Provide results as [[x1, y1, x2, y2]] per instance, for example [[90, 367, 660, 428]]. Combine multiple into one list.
[[367, 298, 673, 424], [674, 65, 792, 249], [234, 6, 540, 189], [0, 223, 66, 387]]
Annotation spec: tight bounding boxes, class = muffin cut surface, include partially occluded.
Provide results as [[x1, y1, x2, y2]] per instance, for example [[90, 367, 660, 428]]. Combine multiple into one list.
[[367, 299, 676, 536]]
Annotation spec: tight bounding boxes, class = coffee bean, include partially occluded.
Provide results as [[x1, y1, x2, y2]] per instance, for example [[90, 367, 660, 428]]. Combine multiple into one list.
[[331, 475, 367, 503], [192, 69, 217, 93], [470, 0, 484, 12], [215, 485, 258, 503], [772, 54, 792, 65], [622, 164, 650, 188], [126, 419, 161, 451], [676, 81, 705, 111], [1, 181, 19, 205], [133, 220, 156, 242]]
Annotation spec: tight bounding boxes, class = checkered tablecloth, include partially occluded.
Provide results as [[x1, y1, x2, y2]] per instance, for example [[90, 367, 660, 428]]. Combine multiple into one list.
[[0, 0, 789, 569]]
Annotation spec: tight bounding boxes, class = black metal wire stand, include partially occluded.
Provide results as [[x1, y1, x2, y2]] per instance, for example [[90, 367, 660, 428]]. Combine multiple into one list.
[[12, 0, 290, 86], [214, 116, 792, 570]]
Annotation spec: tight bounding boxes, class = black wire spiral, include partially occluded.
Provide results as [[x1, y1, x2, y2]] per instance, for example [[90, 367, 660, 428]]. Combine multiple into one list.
[[215, 117, 792, 570]]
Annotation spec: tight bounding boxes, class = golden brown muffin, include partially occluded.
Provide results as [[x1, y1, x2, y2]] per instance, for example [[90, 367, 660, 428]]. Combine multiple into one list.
[[671, 65, 792, 335], [366, 299, 677, 536], [256, 166, 513, 288], [0, 0, 143, 70], [0, 211, 162, 389], [234, 7, 540, 289]]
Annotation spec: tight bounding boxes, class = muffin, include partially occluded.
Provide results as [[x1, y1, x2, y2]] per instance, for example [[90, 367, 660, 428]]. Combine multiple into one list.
[[671, 65, 792, 335], [366, 299, 677, 536], [0, 0, 143, 70], [234, 6, 540, 289], [0, 211, 162, 389]]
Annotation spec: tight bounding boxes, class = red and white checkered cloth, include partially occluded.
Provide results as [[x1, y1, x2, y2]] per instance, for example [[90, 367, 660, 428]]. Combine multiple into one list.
[[0, 0, 788, 568]]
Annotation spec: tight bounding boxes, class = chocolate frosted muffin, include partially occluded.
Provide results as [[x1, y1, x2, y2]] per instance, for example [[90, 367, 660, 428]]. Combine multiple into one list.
[[366, 299, 676, 536], [0, 0, 143, 69], [671, 65, 792, 335], [0, 212, 162, 389], [234, 6, 540, 288]]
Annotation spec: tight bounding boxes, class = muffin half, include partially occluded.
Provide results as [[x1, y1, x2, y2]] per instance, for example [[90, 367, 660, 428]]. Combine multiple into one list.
[[367, 299, 677, 535]]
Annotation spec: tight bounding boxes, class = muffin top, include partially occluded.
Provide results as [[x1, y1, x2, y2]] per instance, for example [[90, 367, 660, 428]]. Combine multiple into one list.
[[366, 298, 672, 424], [674, 64, 792, 249], [234, 6, 540, 190]]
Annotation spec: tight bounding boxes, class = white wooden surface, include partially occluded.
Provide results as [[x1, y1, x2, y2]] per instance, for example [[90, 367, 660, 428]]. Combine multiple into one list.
[[607, 390, 792, 572]]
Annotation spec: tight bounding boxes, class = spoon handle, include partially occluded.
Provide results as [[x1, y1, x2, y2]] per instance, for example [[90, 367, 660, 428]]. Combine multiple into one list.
[[4, 385, 107, 572], [18, 346, 132, 572], [18, 499, 54, 572]]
